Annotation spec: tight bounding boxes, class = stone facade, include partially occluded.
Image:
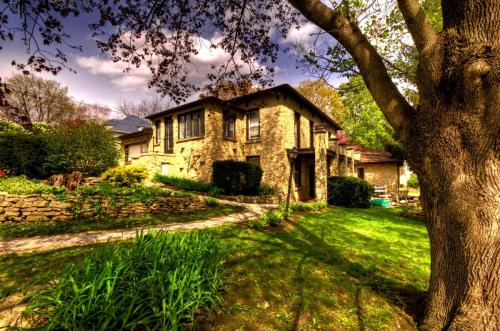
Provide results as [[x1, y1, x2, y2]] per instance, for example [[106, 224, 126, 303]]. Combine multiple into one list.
[[355, 163, 401, 195], [120, 85, 354, 202], [0, 193, 207, 223]]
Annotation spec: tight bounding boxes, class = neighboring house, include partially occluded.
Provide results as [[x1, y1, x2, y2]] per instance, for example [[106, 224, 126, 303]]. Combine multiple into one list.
[[119, 84, 358, 202], [106, 115, 151, 137], [353, 147, 404, 196]]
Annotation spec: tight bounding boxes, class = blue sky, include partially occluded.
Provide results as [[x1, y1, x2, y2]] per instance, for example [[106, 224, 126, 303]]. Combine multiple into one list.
[[0, 12, 346, 118]]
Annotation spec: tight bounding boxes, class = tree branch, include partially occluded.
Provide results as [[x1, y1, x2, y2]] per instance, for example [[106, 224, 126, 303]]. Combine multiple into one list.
[[397, 0, 438, 53], [287, 0, 413, 134]]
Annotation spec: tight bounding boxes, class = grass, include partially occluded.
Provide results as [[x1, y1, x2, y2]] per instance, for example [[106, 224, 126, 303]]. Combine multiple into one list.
[[0, 206, 430, 330], [0, 204, 243, 239], [24, 231, 224, 330]]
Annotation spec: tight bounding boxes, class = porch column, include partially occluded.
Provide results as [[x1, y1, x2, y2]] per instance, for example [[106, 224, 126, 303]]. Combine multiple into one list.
[[314, 125, 328, 202]]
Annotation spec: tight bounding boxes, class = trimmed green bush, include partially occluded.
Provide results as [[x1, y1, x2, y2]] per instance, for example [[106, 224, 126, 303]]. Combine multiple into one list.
[[101, 165, 148, 187], [407, 173, 419, 188], [25, 231, 225, 330], [0, 176, 65, 195], [0, 133, 49, 178], [153, 174, 216, 193], [205, 197, 219, 207], [212, 160, 263, 195], [327, 176, 374, 208], [43, 121, 120, 176]]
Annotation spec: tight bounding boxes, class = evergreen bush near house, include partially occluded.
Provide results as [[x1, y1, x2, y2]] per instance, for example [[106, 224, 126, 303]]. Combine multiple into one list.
[[407, 173, 420, 188], [101, 165, 148, 187], [25, 231, 225, 330], [43, 121, 120, 176], [327, 176, 374, 208], [212, 160, 263, 195], [0, 133, 49, 178]]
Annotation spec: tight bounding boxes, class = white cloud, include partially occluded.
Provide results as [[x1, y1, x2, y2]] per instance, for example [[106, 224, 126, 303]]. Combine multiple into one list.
[[281, 22, 320, 48]]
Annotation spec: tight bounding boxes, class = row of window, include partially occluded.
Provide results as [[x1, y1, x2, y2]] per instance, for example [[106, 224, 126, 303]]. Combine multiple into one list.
[[154, 108, 261, 153]]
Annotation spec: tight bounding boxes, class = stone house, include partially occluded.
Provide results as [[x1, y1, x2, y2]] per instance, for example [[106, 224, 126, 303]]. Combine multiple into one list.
[[353, 147, 404, 196], [119, 84, 357, 202]]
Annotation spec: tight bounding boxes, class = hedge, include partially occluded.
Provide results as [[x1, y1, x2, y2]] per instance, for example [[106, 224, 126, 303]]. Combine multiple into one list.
[[212, 160, 263, 195], [327, 176, 374, 208]]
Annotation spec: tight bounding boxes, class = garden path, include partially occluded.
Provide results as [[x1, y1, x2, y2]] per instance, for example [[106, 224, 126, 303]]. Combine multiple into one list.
[[0, 199, 274, 256]]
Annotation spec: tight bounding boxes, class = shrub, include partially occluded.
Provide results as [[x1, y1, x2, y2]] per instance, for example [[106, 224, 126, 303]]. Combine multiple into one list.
[[407, 173, 419, 188], [43, 121, 120, 176], [248, 218, 268, 230], [205, 197, 219, 207], [0, 176, 65, 195], [101, 165, 148, 187], [0, 132, 49, 178], [153, 174, 216, 192], [212, 160, 263, 195], [258, 185, 276, 196], [327, 176, 374, 208], [25, 231, 225, 330], [289, 201, 328, 212]]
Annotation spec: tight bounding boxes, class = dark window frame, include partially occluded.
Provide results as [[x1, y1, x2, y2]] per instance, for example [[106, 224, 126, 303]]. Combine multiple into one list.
[[310, 120, 314, 148], [164, 116, 174, 153], [223, 111, 236, 139], [246, 109, 260, 140], [154, 120, 161, 145], [246, 155, 261, 166], [357, 167, 365, 180], [178, 108, 205, 140], [294, 112, 301, 148]]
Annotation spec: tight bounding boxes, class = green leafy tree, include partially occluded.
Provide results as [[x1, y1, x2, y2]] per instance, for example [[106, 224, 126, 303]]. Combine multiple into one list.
[[338, 76, 395, 150]]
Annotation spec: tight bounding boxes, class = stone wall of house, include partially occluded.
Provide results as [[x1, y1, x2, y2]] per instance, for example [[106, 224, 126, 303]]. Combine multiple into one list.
[[0, 193, 208, 223], [355, 163, 401, 195]]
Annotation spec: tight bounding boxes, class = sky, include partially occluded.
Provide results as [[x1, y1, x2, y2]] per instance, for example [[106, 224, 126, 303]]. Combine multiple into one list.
[[0, 9, 346, 118]]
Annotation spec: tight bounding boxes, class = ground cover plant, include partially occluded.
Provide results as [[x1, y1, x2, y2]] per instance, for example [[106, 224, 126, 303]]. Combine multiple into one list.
[[24, 231, 225, 330], [249, 201, 328, 230], [0, 207, 430, 330], [0, 176, 65, 195], [0, 204, 243, 239]]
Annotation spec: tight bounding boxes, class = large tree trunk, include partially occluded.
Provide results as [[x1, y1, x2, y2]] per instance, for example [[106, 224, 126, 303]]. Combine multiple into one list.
[[405, 1, 500, 329]]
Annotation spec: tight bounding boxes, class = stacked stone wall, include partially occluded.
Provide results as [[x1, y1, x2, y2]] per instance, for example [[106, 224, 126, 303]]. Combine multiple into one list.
[[0, 193, 207, 223]]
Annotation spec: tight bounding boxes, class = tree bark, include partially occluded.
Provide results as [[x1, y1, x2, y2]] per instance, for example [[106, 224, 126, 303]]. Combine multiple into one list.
[[288, 0, 500, 329]]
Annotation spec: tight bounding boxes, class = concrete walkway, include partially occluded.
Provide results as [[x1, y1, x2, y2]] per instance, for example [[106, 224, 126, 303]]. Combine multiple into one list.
[[0, 200, 274, 256]]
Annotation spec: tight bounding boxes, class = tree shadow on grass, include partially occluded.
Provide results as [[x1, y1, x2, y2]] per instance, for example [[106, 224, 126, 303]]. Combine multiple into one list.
[[218, 219, 427, 327]]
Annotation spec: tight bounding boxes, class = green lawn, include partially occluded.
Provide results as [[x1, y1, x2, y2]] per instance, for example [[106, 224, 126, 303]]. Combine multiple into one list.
[[0, 204, 243, 239], [0, 206, 430, 330]]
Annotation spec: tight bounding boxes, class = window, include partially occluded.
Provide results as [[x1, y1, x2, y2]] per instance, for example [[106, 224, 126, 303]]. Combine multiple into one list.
[[246, 156, 260, 166], [141, 142, 148, 154], [223, 112, 236, 139], [247, 109, 260, 140], [310, 120, 314, 147], [294, 112, 301, 147], [154, 120, 161, 145], [294, 159, 301, 187], [357, 167, 365, 179], [178, 109, 204, 139], [164, 116, 174, 153]]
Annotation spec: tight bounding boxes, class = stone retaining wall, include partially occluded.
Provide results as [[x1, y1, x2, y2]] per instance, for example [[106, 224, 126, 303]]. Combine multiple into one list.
[[0, 193, 208, 223]]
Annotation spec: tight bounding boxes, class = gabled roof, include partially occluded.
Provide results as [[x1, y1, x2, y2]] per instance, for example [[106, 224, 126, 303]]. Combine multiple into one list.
[[107, 115, 151, 134], [145, 84, 341, 130], [229, 84, 341, 130], [353, 146, 404, 165]]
